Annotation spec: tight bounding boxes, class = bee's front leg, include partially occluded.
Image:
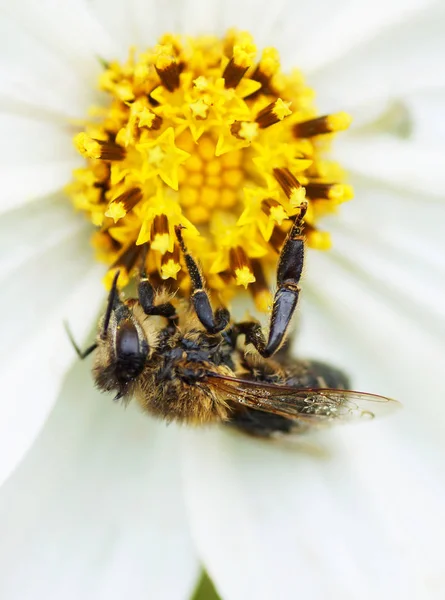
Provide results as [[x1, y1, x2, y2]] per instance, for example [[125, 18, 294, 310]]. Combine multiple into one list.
[[137, 245, 178, 325], [138, 277, 177, 319]]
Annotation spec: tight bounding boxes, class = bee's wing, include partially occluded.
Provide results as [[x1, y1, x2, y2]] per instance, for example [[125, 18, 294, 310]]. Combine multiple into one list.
[[206, 372, 400, 425]]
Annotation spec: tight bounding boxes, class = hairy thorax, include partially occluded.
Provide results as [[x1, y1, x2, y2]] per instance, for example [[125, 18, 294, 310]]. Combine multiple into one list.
[[133, 350, 231, 425]]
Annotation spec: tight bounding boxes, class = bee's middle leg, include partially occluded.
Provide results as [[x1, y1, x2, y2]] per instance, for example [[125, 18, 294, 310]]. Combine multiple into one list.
[[175, 225, 230, 334]]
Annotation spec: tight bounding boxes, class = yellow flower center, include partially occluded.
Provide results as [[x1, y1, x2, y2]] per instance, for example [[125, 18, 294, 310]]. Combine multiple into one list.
[[66, 30, 353, 310]]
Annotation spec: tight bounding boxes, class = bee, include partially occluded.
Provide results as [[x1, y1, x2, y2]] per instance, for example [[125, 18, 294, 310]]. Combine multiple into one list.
[[68, 208, 398, 437]]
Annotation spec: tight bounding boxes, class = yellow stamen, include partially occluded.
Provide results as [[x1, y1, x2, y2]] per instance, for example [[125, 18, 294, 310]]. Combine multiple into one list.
[[306, 228, 332, 250], [273, 167, 306, 206], [223, 32, 257, 88], [74, 133, 125, 161], [153, 44, 180, 91], [67, 30, 352, 306], [105, 188, 143, 223], [256, 98, 292, 128], [230, 246, 256, 288], [293, 112, 352, 138], [305, 183, 354, 202], [161, 246, 181, 279], [151, 214, 171, 254], [251, 47, 280, 88], [230, 121, 259, 142]]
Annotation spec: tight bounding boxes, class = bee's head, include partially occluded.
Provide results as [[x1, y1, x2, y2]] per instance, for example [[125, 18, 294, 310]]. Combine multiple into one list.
[[93, 273, 149, 401]]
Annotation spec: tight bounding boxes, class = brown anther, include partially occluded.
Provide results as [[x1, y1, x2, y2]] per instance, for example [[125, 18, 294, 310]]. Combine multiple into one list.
[[230, 121, 258, 142], [155, 61, 180, 92], [94, 229, 120, 251], [305, 183, 353, 202], [256, 99, 291, 129], [147, 113, 163, 131], [230, 121, 243, 139], [293, 112, 351, 138], [293, 116, 330, 138], [223, 58, 249, 88], [261, 198, 281, 217], [148, 87, 161, 106], [249, 260, 272, 311], [110, 242, 142, 272], [151, 214, 169, 236], [305, 183, 333, 199], [250, 47, 280, 89], [303, 222, 316, 235], [269, 226, 288, 253], [223, 57, 249, 89], [250, 66, 270, 92], [255, 102, 280, 129], [229, 246, 252, 271], [273, 167, 303, 200], [162, 243, 180, 263], [97, 140, 126, 161], [112, 188, 143, 213], [216, 270, 233, 284]]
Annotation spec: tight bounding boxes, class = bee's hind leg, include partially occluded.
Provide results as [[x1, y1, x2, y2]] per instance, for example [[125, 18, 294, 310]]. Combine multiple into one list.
[[234, 202, 307, 358], [175, 225, 230, 334]]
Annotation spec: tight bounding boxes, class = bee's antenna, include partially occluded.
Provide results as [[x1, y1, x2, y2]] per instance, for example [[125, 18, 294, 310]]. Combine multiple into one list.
[[64, 321, 98, 359], [102, 270, 120, 339]]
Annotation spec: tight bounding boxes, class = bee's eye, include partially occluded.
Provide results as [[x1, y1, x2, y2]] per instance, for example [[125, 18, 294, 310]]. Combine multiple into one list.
[[115, 320, 147, 384], [116, 321, 140, 357]]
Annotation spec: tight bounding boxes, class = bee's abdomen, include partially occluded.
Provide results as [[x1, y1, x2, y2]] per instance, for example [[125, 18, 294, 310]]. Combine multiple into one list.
[[228, 358, 350, 438], [227, 408, 295, 437], [284, 359, 350, 390]]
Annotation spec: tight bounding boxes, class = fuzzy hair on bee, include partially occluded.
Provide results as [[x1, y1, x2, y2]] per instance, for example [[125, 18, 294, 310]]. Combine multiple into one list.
[[67, 218, 399, 438]]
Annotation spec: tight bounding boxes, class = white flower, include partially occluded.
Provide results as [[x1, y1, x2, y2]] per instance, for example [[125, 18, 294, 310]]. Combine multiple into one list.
[[1, 0, 445, 599]]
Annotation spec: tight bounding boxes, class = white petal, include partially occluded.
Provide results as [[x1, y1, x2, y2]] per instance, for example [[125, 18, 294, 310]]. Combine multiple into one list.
[[0, 236, 105, 486], [1, 226, 94, 362], [0, 114, 75, 165], [2, 163, 80, 213], [183, 424, 445, 600], [0, 1, 116, 118], [318, 184, 445, 331], [404, 88, 445, 147], [2, 0, 116, 65], [0, 113, 80, 208], [204, 0, 290, 47], [334, 134, 444, 197], [309, 1, 445, 110], [276, 0, 433, 73], [179, 0, 225, 35], [0, 364, 199, 599], [326, 226, 445, 330], [90, 0, 184, 52], [330, 180, 445, 257], [0, 194, 86, 280]]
